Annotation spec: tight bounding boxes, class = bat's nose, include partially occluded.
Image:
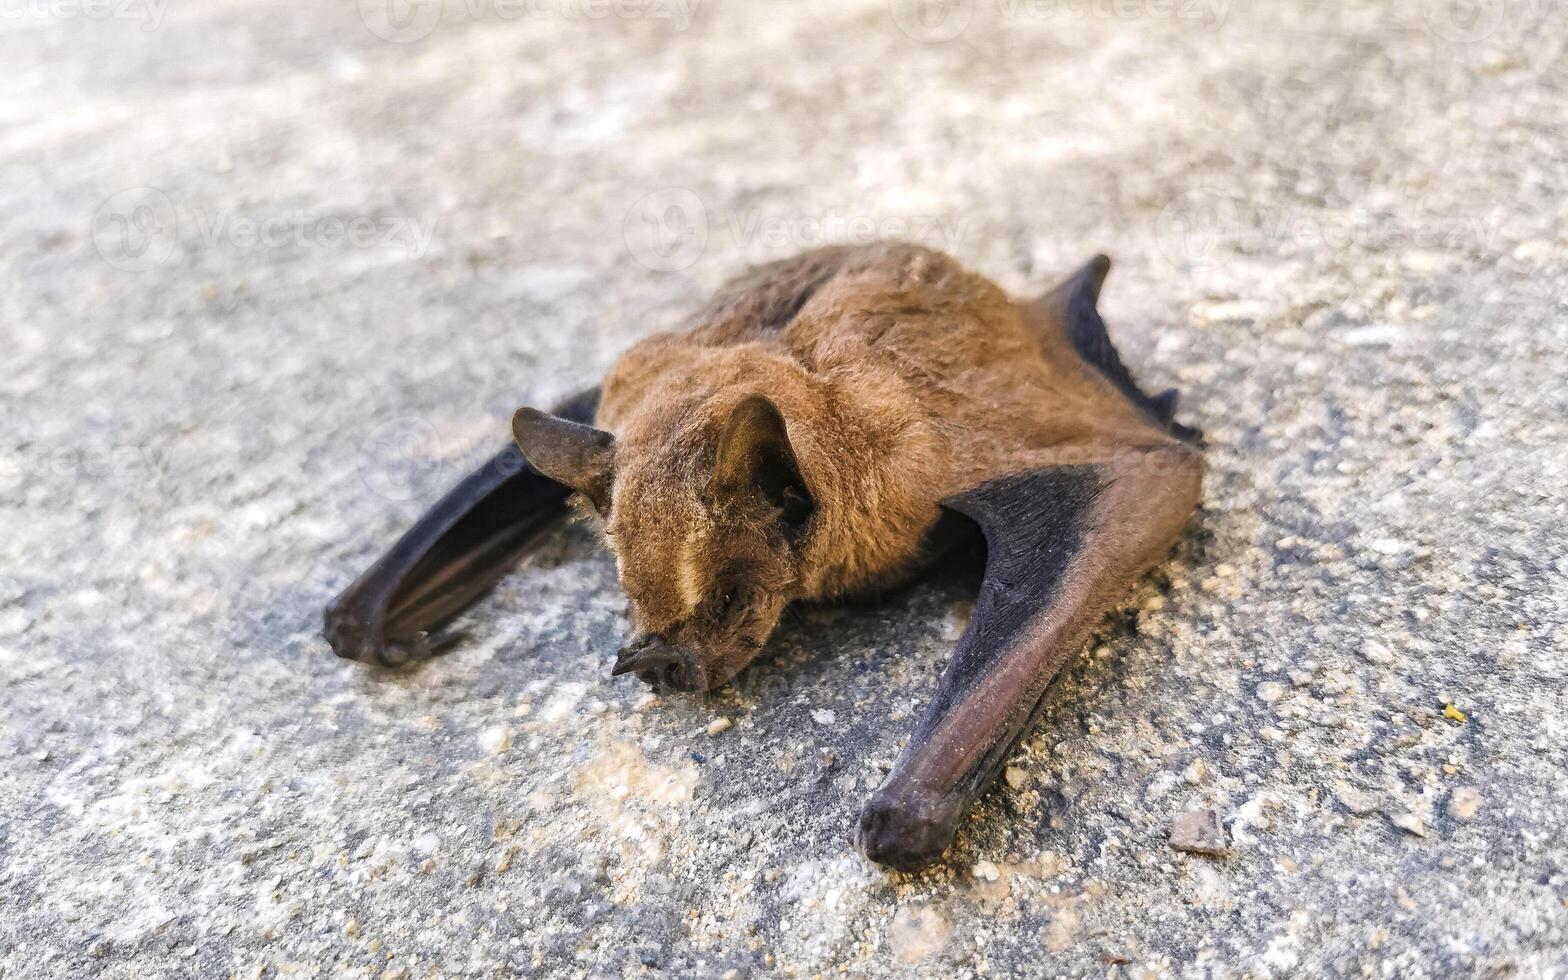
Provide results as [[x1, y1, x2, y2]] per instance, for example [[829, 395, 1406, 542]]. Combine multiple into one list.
[[610, 636, 701, 692]]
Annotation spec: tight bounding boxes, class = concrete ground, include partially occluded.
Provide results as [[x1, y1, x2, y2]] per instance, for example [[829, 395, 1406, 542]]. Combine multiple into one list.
[[2, 0, 1565, 976]]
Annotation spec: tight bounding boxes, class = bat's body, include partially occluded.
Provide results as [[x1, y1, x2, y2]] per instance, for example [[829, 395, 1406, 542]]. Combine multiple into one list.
[[325, 243, 1202, 871]]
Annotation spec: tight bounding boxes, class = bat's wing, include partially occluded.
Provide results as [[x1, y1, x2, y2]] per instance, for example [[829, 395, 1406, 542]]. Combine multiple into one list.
[[856, 258, 1204, 871], [323, 387, 599, 667]]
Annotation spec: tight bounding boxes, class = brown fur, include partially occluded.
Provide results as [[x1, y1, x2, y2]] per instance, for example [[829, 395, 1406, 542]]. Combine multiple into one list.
[[514, 243, 1196, 691]]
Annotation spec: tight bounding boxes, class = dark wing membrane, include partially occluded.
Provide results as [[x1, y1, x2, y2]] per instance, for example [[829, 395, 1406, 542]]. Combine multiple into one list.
[[1036, 255, 1202, 446], [857, 449, 1201, 870], [323, 387, 599, 666]]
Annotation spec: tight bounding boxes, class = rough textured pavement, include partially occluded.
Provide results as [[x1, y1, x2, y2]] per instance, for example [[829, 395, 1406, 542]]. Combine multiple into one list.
[[2, 1, 1566, 976]]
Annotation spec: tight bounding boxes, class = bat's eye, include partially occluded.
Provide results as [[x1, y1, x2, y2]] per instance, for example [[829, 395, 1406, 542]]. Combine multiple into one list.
[[718, 589, 738, 620]]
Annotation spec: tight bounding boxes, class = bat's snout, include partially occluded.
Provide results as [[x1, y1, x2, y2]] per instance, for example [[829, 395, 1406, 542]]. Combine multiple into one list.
[[855, 781, 965, 872], [611, 635, 705, 692]]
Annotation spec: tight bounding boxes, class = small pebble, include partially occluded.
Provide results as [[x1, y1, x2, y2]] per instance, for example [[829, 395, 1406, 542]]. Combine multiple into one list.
[[1004, 766, 1028, 790], [495, 846, 518, 874], [1184, 758, 1208, 786], [1361, 640, 1395, 665], [1337, 785, 1378, 816], [888, 906, 951, 964], [1448, 787, 1482, 821], [1390, 812, 1426, 837], [706, 717, 732, 737], [477, 725, 512, 755], [811, 709, 836, 726], [1168, 809, 1230, 857]]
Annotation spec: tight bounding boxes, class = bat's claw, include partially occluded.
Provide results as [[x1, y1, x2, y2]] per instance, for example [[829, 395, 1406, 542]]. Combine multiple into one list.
[[855, 783, 964, 872], [323, 598, 445, 667], [323, 597, 384, 664]]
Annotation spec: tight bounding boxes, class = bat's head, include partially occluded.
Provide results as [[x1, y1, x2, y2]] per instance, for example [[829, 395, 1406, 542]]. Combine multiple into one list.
[[512, 393, 814, 692]]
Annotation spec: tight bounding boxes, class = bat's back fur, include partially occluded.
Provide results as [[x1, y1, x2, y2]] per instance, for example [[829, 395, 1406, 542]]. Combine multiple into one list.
[[538, 243, 1197, 689]]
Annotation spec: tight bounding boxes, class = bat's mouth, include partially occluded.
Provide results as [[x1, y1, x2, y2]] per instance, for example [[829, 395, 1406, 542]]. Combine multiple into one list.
[[610, 634, 706, 692]]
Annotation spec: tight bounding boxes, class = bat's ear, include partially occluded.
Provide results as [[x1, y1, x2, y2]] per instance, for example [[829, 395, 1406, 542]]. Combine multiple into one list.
[[511, 407, 615, 514], [709, 394, 814, 535]]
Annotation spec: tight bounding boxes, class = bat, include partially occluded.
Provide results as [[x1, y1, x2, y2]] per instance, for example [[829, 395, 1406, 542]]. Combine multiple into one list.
[[324, 243, 1203, 871]]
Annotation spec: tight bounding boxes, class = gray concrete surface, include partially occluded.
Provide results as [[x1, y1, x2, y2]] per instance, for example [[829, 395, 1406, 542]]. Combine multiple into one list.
[[2, 0, 1566, 976]]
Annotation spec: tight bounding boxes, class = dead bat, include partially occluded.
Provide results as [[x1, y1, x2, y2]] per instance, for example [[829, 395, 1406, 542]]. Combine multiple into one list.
[[324, 243, 1202, 871]]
